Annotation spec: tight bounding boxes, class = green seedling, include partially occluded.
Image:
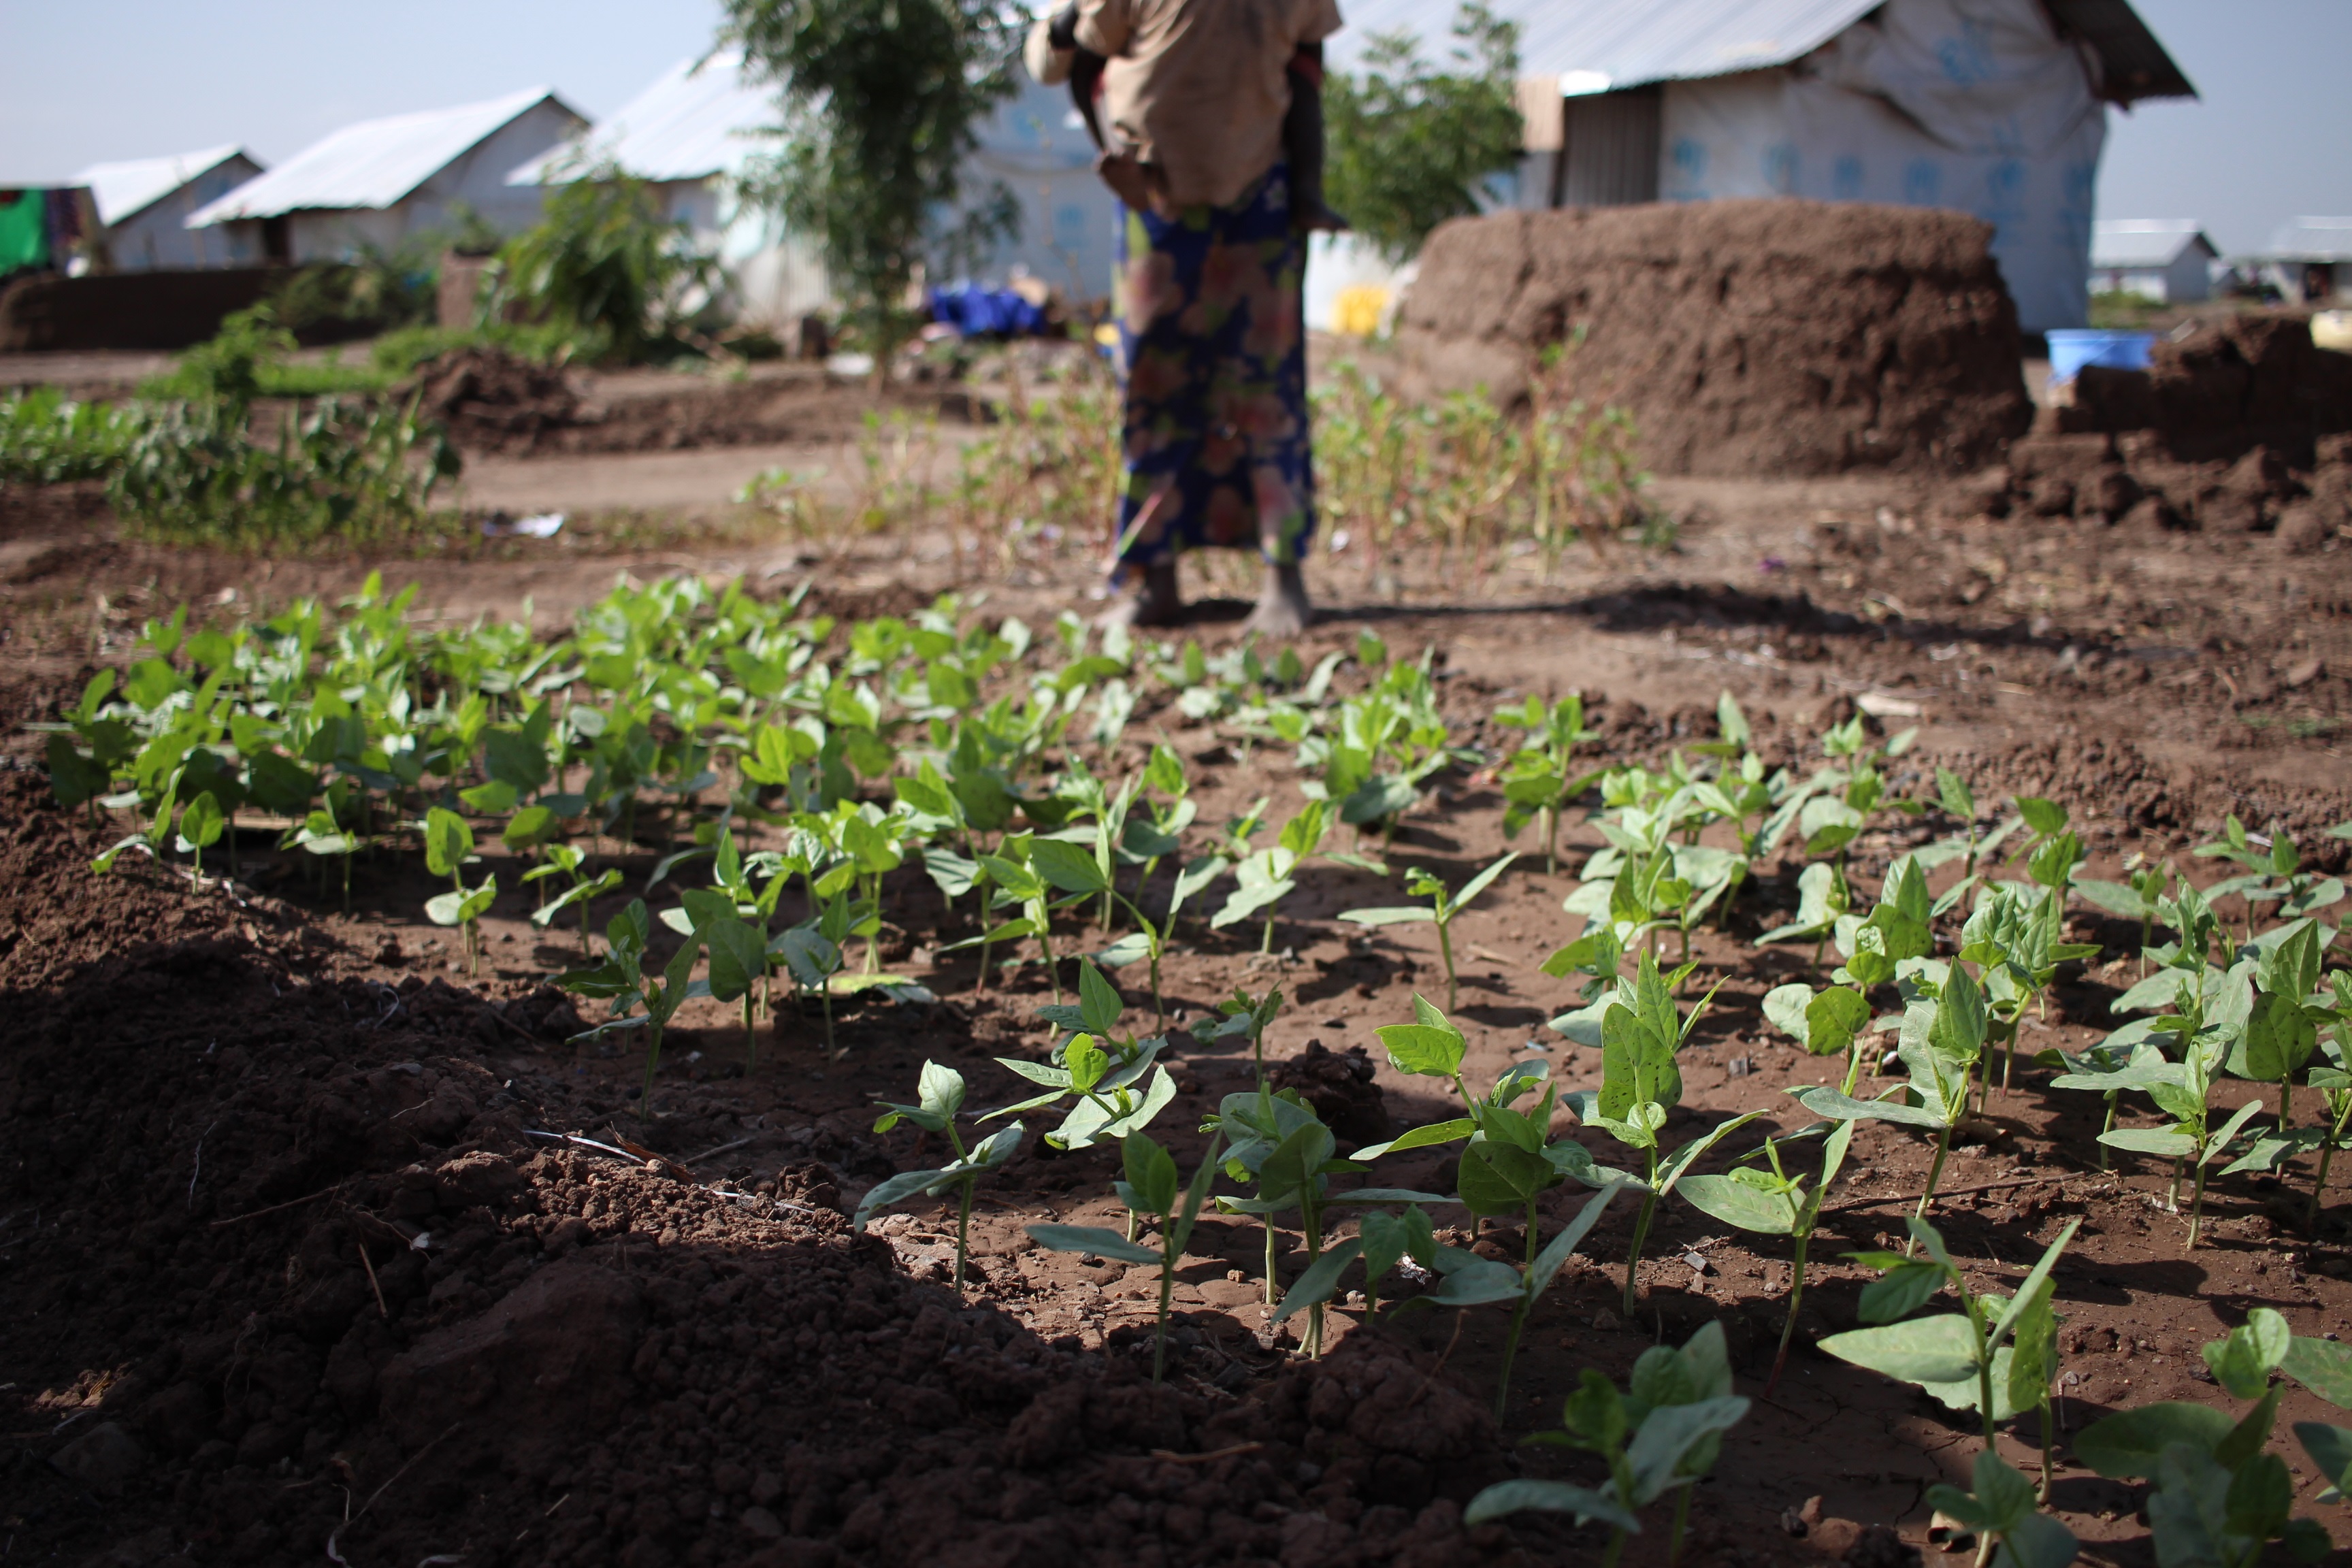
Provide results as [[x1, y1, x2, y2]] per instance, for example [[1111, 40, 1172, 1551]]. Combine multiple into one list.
[[2198, 814, 2347, 936], [558, 898, 706, 1106], [174, 789, 226, 884], [1558, 951, 1733, 1313], [1760, 856, 1935, 1096], [1677, 1118, 1855, 1395], [283, 785, 363, 915], [525, 843, 620, 954], [423, 806, 496, 977], [1790, 960, 1996, 1245], [1340, 851, 1515, 1009], [1206, 1089, 1443, 1350], [1923, 1451, 2078, 1568], [1213, 799, 1384, 953], [858, 1061, 1024, 1289], [2081, 965, 2267, 1248], [775, 892, 858, 1057], [2226, 920, 2325, 1132], [2074, 1309, 2342, 1567], [1027, 1130, 1223, 1384], [1201, 984, 1284, 1083], [1493, 691, 1603, 875], [1465, 1319, 1750, 1568], [992, 961, 1177, 1150], [2072, 855, 2171, 975], [1823, 1215, 2080, 1488]]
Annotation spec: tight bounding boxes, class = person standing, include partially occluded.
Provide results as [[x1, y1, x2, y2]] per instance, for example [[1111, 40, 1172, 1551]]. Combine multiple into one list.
[[1033, 0, 1343, 634]]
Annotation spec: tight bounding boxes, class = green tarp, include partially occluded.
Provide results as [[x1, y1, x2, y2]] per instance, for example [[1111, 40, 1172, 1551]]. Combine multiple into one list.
[[0, 190, 50, 274]]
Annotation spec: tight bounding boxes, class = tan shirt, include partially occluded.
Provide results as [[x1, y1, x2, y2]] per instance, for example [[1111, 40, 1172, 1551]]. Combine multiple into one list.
[[1075, 0, 1345, 210]]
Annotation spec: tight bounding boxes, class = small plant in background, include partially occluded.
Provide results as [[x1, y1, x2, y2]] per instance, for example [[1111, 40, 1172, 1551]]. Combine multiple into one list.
[[857, 1062, 1024, 1289], [1340, 851, 1516, 1007], [1494, 692, 1602, 874], [1201, 984, 1286, 1083], [1027, 1132, 1224, 1384], [559, 900, 706, 1106], [993, 961, 1177, 1151], [1676, 1120, 1854, 1395], [1466, 1320, 1750, 1567], [423, 806, 497, 977], [527, 843, 623, 955]]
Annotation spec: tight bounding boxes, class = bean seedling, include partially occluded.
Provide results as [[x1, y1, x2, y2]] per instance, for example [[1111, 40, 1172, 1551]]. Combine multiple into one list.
[[1026, 1130, 1222, 1383], [1340, 851, 1516, 1008], [858, 1061, 1024, 1289]]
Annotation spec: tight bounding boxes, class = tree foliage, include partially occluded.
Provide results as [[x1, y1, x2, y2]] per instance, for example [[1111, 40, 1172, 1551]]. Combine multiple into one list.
[[1326, 2, 1524, 263], [721, 0, 1021, 357], [489, 164, 722, 363]]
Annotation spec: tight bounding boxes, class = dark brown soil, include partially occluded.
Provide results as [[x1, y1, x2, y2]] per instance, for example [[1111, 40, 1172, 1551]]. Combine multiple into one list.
[[6, 452, 2352, 1568], [408, 349, 974, 459], [1394, 200, 2032, 478]]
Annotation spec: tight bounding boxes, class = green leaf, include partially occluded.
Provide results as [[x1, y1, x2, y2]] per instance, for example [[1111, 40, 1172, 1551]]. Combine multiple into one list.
[[1805, 987, 1873, 1060], [1024, 1224, 1159, 1265], [1340, 905, 1437, 926], [1818, 1313, 1981, 1387], [1077, 959, 1124, 1036], [1454, 851, 1518, 910], [1377, 1021, 1465, 1079], [1857, 1260, 1946, 1324], [1526, 1183, 1621, 1297], [1122, 1133, 1180, 1219], [2294, 1422, 2352, 1501], [2204, 1309, 2293, 1401], [1762, 982, 1816, 1045], [702, 915, 767, 1002], [2000, 1509, 2078, 1568], [1270, 1239, 1365, 1326], [176, 790, 225, 851], [1786, 1083, 1945, 1128], [1674, 1174, 1800, 1236], [1463, 1480, 1640, 1534], [1623, 1396, 1751, 1506], [423, 806, 474, 879], [2074, 1401, 2236, 1478], [2098, 1127, 2198, 1159], [853, 1166, 954, 1229], [1352, 1119, 1477, 1161], [2281, 1334, 2352, 1409], [2016, 797, 2068, 836], [1028, 837, 1109, 894]]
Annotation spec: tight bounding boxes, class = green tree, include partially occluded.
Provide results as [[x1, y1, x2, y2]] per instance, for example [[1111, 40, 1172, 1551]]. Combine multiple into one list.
[[488, 163, 722, 363], [1326, 2, 1524, 263], [721, 0, 1021, 365]]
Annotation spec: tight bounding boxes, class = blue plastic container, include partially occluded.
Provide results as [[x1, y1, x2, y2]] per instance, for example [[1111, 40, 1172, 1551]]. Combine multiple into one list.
[[2047, 328, 2157, 383]]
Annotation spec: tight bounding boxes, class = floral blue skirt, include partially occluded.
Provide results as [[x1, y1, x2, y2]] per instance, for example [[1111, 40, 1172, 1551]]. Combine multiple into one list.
[[1109, 163, 1314, 578]]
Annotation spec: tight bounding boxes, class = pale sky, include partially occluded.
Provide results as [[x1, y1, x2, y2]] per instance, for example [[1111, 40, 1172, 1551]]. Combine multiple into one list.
[[2, 0, 2345, 258]]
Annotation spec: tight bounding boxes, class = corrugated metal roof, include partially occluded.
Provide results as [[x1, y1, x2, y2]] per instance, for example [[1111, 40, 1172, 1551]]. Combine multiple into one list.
[[71, 145, 255, 227], [1333, 0, 1877, 95], [2091, 220, 2212, 270], [1330, 0, 2192, 105], [508, 51, 778, 187], [2043, 0, 2195, 102], [189, 87, 578, 225], [2268, 218, 2352, 264]]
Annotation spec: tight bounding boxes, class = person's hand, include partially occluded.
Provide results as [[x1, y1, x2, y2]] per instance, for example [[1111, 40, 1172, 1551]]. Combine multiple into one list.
[[1096, 153, 1174, 218]]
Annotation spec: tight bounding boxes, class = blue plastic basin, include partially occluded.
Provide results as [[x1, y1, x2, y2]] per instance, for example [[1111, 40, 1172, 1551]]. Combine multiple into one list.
[[2047, 328, 2157, 383]]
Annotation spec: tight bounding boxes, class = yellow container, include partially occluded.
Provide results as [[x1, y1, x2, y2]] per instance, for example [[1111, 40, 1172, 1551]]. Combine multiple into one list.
[[1331, 284, 1392, 338]]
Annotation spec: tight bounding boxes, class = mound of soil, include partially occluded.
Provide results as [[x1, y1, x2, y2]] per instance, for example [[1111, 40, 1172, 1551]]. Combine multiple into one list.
[[2052, 312, 2352, 467], [409, 348, 583, 451], [1394, 199, 2031, 478], [0, 780, 1542, 1568], [1964, 426, 2349, 546]]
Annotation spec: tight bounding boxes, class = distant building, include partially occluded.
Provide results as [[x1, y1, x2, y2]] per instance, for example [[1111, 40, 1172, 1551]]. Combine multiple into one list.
[[188, 88, 587, 263], [2091, 219, 2217, 302], [506, 51, 830, 329], [958, 78, 1120, 304], [1329, 0, 2195, 333], [2265, 218, 2352, 304], [74, 146, 265, 271]]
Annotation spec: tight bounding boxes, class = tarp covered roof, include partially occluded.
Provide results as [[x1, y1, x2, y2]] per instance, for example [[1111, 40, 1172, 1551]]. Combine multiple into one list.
[[1330, 0, 2193, 104], [189, 87, 580, 226], [2268, 218, 2352, 264], [2091, 220, 2215, 270], [71, 145, 255, 227], [508, 51, 777, 187]]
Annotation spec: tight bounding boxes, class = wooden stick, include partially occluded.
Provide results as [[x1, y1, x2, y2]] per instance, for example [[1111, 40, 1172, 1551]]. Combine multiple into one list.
[[209, 1184, 341, 1228], [683, 1137, 755, 1166], [1148, 1441, 1264, 1466], [1822, 1174, 2056, 1215]]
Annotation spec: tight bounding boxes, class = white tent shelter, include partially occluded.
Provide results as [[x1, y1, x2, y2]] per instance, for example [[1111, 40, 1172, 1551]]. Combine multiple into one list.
[[506, 51, 830, 328], [2090, 219, 2216, 302], [1328, 0, 2193, 333], [74, 145, 265, 271], [189, 88, 586, 264]]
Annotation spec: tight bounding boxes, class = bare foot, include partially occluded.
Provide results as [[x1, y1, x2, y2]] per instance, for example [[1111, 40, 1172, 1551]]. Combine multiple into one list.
[[1096, 561, 1183, 628], [1243, 561, 1311, 638]]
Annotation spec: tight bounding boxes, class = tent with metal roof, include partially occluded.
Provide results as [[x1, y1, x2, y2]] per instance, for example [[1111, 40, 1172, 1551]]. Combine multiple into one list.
[[1330, 0, 2195, 332], [189, 87, 586, 265], [71, 145, 265, 271], [2091, 219, 2216, 302]]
